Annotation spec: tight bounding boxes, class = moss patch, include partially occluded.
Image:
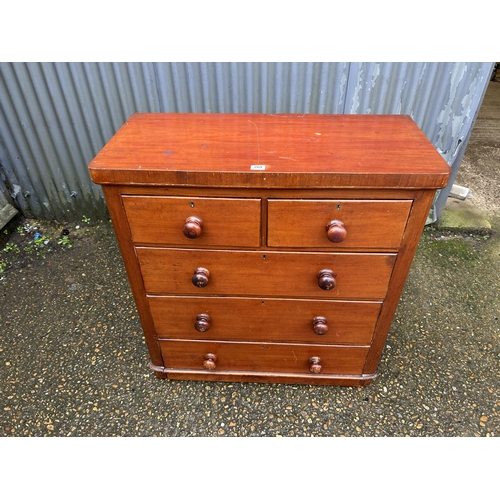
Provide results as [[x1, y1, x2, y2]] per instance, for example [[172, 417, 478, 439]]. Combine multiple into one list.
[[439, 202, 491, 231], [418, 230, 486, 270]]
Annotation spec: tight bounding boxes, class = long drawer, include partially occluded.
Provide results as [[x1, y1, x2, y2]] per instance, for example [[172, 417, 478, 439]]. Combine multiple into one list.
[[267, 199, 412, 250], [136, 248, 396, 299], [123, 196, 262, 247], [148, 296, 381, 344], [159, 340, 369, 375]]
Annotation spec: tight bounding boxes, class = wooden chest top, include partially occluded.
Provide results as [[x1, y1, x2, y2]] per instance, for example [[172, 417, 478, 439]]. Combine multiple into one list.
[[88, 113, 450, 189]]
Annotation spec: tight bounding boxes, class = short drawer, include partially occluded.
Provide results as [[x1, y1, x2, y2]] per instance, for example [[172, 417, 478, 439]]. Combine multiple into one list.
[[137, 248, 396, 299], [159, 339, 369, 375], [267, 199, 412, 250], [149, 296, 381, 344], [122, 196, 261, 247]]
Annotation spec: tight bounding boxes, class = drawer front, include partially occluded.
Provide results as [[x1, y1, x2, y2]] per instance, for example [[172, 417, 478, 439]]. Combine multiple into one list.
[[123, 196, 261, 247], [137, 248, 396, 299], [149, 296, 381, 344], [159, 340, 369, 375], [267, 199, 412, 250]]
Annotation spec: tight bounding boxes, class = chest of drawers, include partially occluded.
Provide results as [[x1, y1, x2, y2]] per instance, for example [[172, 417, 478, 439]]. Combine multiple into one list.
[[89, 113, 450, 386]]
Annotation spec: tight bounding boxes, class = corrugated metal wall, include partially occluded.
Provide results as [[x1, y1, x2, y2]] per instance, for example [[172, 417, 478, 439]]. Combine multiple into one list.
[[0, 62, 493, 221]]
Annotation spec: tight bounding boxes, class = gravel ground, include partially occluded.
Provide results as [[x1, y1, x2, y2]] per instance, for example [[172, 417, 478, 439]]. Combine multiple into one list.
[[1, 218, 498, 438]]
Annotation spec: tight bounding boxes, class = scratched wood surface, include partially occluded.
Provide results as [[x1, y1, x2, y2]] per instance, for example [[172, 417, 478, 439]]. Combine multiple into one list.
[[89, 113, 450, 188]]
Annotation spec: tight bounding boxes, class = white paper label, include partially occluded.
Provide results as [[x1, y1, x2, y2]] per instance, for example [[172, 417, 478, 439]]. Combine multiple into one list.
[[250, 165, 266, 170]]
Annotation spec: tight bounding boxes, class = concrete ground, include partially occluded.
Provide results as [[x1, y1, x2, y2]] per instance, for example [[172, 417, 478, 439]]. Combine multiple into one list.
[[1, 81, 499, 441]]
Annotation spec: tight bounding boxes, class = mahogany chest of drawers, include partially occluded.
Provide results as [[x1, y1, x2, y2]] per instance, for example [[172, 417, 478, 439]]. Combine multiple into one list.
[[89, 113, 450, 386]]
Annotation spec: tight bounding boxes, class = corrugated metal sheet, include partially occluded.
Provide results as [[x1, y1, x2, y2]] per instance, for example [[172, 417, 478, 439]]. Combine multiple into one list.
[[0, 62, 493, 221], [153, 62, 351, 114]]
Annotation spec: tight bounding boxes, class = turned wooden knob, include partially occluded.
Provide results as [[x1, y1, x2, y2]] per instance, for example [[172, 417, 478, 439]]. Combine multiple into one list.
[[192, 267, 210, 288], [203, 353, 217, 370], [195, 314, 211, 332], [309, 356, 322, 374], [183, 216, 204, 239], [312, 316, 328, 335], [317, 269, 336, 290], [326, 220, 347, 243]]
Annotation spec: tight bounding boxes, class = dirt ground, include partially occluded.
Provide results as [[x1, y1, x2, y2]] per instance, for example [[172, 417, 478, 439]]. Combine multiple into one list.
[[455, 74, 500, 219]]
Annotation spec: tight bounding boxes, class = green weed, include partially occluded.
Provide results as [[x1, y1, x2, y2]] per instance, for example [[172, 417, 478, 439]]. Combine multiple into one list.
[[3, 242, 20, 254], [57, 235, 72, 248]]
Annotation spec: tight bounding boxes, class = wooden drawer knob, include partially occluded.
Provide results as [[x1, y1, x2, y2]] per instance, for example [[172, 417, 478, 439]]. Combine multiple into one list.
[[309, 356, 322, 374], [183, 216, 204, 239], [192, 267, 210, 288], [326, 220, 347, 243], [195, 314, 211, 332], [312, 316, 328, 335], [317, 269, 336, 290], [203, 353, 217, 370]]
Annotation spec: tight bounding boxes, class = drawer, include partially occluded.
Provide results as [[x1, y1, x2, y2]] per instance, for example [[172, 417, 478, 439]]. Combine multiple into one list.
[[149, 296, 381, 344], [122, 196, 261, 247], [159, 340, 369, 375], [267, 199, 412, 250], [137, 248, 396, 299]]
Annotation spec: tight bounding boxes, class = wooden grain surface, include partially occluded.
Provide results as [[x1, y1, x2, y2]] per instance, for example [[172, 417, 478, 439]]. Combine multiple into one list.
[[136, 248, 396, 299], [88, 113, 450, 189], [159, 339, 369, 375], [148, 296, 382, 344], [123, 195, 261, 247], [267, 199, 412, 250]]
